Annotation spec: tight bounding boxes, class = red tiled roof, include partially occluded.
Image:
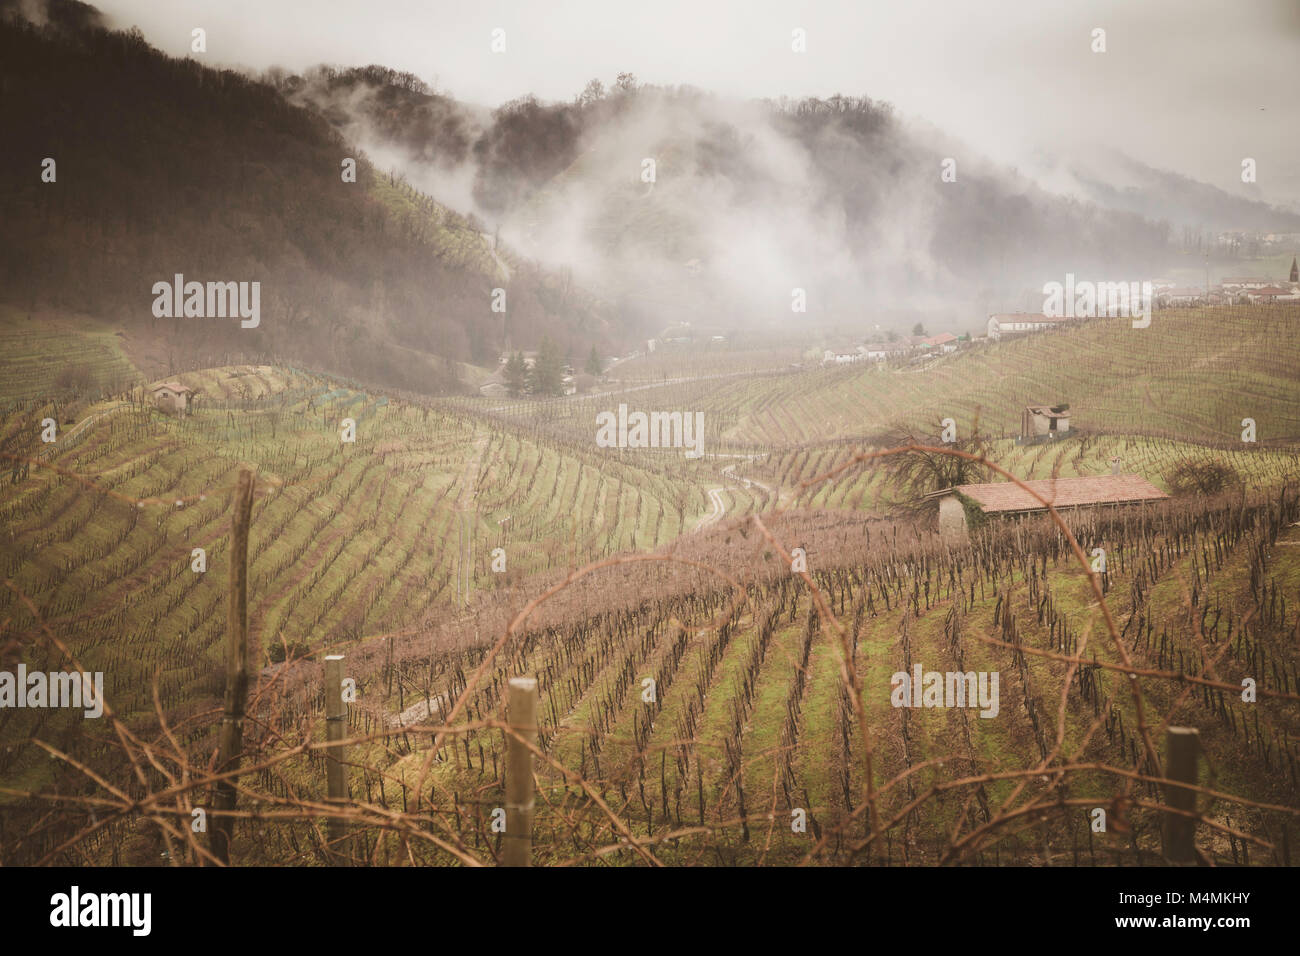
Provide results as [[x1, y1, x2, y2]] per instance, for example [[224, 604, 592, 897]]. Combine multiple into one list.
[[953, 475, 1168, 514]]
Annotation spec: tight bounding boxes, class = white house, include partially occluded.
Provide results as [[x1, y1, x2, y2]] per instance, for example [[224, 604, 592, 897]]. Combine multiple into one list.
[[822, 349, 862, 365], [921, 332, 959, 352], [1220, 277, 1272, 290], [1246, 285, 1299, 303], [865, 342, 913, 361], [986, 313, 1074, 340]]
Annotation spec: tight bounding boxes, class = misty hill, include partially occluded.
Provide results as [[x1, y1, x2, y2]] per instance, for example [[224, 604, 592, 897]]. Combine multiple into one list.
[[1042, 149, 1300, 238], [281, 69, 1225, 330], [0, 2, 613, 392]]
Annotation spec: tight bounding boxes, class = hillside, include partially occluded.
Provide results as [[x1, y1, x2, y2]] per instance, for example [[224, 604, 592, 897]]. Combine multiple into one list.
[[5, 385, 1297, 863], [712, 304, 1300, 448], [483, 305, 1300, 454], [2, 0, 1298, 875], [0, 4, 612, 390], [358, 487, 1300, 865], [2, 309, 1298, 863], [287, 70, 1290, 332]]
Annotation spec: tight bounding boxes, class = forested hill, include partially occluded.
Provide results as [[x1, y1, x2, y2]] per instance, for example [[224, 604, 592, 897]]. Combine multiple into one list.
[[283, 68, 1185, 329], [0, 2, 612, 392]]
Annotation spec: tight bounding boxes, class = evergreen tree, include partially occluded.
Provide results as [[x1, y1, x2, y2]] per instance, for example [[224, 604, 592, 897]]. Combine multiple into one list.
[[503, 352, 528, 396], [585, 344, 603, 376], [530, 336, 564, 395]]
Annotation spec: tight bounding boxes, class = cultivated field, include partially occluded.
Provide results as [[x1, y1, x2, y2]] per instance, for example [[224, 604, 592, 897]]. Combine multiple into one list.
[[2, 305, 1298, 866]]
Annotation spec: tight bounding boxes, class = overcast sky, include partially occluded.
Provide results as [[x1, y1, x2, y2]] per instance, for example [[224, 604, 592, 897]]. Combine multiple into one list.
[[98, 0, 1300, 206]]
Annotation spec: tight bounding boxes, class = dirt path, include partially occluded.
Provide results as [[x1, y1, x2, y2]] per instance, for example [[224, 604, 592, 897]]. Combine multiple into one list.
[[695, 486, 726, 531], [721, 462, 772, 495]]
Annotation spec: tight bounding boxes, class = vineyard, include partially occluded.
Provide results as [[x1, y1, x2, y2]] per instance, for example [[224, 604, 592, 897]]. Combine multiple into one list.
[[6, 0, 1300, 903], [4, 461, 1298, 864], [507, 305, 1300, 450], [2, 303, 1299, 867], [0, 363, 740, 802], [353, 486, 1300, 866]]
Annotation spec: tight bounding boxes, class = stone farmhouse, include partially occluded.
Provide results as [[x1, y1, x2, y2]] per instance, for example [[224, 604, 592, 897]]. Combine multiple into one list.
[[1019, 403, 1070, 444], [150, 381, 193, 414]]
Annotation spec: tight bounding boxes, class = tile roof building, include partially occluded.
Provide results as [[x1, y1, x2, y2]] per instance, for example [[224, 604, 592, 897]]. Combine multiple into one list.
[[931, 474, 1168, 537]]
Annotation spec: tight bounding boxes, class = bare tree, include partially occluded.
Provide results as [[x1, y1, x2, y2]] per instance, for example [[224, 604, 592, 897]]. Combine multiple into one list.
[[881, 420, 993, 508]]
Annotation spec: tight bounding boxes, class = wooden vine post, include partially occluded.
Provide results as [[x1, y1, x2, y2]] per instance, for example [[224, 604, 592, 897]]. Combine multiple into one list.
[[502, 677, 538, 866], [324, 653, 349, 863], [211, 468, 254, 865], [1161, 727, 1200, 863]]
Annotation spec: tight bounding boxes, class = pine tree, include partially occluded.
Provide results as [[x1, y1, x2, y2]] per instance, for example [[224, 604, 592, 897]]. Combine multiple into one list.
[[585, 344, 603, 376], [530, 336, 564, 396], [503, 352, 528, 397]]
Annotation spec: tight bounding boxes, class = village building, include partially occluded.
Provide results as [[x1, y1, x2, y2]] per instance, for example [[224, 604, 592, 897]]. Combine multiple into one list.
[[920, 332, 959, 352], [659, 322, 694, 344], [930, 474, 1168, 538], [986, 313, 1074, 340], [865, 342, 911, 361], [150, 382, 193, 414], [822, 349, 863, 365], [1156, 287, 1206, 307], [1220, 277, 1273, 291], [1245, 285, 1299, 303], [1019, 403, 1070, 443]]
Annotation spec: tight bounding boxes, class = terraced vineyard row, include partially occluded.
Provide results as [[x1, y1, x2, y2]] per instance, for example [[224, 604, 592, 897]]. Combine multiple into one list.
[[18, 475, 1296, 865], [686, 306, 1300, 447], [753, 433, 1300, 514], [0, 365, 730, 806]]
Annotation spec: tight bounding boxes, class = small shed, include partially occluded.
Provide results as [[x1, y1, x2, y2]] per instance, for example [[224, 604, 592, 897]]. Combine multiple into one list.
[[151, 382, 192, 414], [1021, 403, 1070, 441]]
